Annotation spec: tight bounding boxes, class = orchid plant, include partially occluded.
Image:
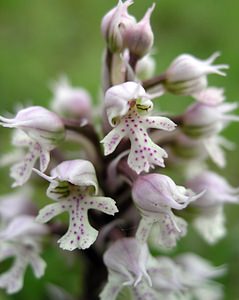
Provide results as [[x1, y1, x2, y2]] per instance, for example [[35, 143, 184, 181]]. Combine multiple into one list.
[[0, 1, 238, 299]]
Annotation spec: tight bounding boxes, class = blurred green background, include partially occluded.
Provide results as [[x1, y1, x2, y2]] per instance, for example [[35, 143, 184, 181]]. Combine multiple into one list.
[[0, 0, 239, 299]]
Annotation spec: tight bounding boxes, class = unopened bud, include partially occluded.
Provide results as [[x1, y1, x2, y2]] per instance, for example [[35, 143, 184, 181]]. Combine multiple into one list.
[[182, 100, 239, 138], [101, 0, 136, 52], [123, 4, 155, 58], [164, 52, 229, 96], [136, 54, 156, 80], [51, 78, 92, 120]]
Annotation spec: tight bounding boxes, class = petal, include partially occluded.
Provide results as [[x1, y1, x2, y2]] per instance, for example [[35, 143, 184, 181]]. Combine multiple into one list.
[[193, 205, 226, 244], [0, 256, 27, 294], [57, 208, 98, 251], [29, 254, 47, 278], [39, 149, 50, 172], [101, 124, 126, 155], [87, 196, 118, 215], [10, 142, 41, 187], [128, 137, 167, 174], [157, 214, 187, 249], [143, 116, 176, 131], [12, 129, 31, 147], [136, 217, 154, 244], [203, 137, 226, 168], [132, 280, 158, 300], [36, 202, 68, 223], [100, 275, 124, 300]]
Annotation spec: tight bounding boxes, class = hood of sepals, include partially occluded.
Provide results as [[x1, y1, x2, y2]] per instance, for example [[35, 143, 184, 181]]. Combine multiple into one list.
[[132, 174, 198, 215], [186, 171, 239, 207], [105, 81, 153, 127], [46, 160, 99, 200], [0, 106, 65, 149]]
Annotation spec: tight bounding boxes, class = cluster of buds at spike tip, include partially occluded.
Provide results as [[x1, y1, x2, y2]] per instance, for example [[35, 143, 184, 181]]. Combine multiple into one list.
[[50, 77, 92, 121], [101, 81, 176, 174], [0, 106, 65, 187], [101, 0, 155, 57], [35, 159, 118, 251], [132, 173, 203, 248], [163, 52, 229, 96], [186, 171, 239, 244]]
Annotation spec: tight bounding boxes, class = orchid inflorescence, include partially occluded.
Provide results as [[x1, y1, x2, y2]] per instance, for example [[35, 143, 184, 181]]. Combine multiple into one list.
[[0, 1, 238, 299]]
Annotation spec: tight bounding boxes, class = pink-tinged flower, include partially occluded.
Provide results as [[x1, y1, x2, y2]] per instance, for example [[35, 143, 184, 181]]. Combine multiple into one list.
[[101, 82, 176, 174], [0, 215, 47, 294], [164, 52, 229, 96], [35, 160, 118, 251], [175, 253, 225, 300], [100, 237, 152, 300], [183, 102, 239, 135], [182, 97, 239, 167], [123, 4, 155, 58], [186, 171, 239, 244], [136, 54, 156, 80], [0, 106, 65, 187], [132, 174, 202, 248], [51, 77, 92, 120], [101, 0, 136, 52]]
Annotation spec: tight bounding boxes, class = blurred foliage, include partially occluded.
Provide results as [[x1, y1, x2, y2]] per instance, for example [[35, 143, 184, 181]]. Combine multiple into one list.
[[0, 0, 239, 299]]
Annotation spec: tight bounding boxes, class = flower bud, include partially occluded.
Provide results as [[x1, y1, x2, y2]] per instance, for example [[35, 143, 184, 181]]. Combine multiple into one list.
[[164, 52, 228, 96], [123, 4, 155, 58], [182, 101, 239, 138], [0, 106, 65, 148], [51, 78, 92, 120], [132, 174, 201, 247], [186, 171, 239, 244], [136, 54, 156, 80], [100, 237, 151, 300], [133, 173, 198, 213], [186, 171, 239, 207], [101, 0, 136, 52]]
